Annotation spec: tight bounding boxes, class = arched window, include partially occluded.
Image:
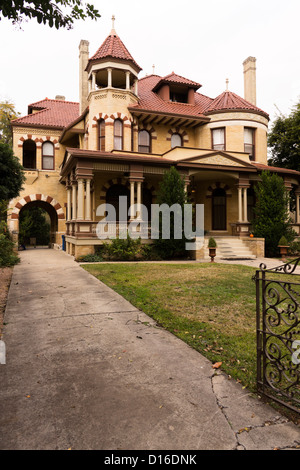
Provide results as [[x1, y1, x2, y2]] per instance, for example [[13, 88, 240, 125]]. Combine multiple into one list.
[[212, 187, 226, 231], [23, 139, 36, 169], [171, 133, 182, 148], [114, 119, 123, 150], [42, 141, 54, 170], [138, 130, 151, 153], [98, 119, 105, 151]]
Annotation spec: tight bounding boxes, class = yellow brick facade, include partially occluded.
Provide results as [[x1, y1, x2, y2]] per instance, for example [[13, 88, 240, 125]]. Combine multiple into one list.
[[8, 27, 300, 260]]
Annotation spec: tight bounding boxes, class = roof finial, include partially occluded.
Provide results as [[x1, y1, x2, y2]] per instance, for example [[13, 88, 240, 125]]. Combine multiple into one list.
[[152, 64, 155, 74], [226, 78, 229, 91], [111, 14, 116, 34]]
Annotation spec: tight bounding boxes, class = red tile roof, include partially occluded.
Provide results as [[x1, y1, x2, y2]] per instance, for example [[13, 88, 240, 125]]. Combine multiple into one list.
[[129, 74, 213, 119], [12, 98, 80, 129], [87, 31, 142, 72], [152, 72, 201, 91], [203, 90, 269, 118]]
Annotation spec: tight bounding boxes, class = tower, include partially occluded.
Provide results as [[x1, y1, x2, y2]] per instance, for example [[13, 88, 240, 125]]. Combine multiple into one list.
[[81, 16, 142, 151]]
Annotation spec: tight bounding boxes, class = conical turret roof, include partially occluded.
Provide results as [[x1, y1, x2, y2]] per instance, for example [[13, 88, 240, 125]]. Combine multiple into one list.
[[87, 27, 142, 73]]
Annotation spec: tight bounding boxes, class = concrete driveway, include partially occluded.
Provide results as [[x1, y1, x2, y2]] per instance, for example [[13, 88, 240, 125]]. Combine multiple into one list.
[[0, 249, 299, 450]]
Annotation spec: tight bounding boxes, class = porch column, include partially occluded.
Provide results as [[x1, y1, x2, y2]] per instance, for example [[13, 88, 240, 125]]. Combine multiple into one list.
[[243, 187, 248, 223], [77, 178, 84, 221], [72, 180, 77, 220], [130, 181, 135, 220], [136, 181, 142, 219], [85, 178, 92, 221], [238, 187, 243, 222], [67, 185, 72, 221]]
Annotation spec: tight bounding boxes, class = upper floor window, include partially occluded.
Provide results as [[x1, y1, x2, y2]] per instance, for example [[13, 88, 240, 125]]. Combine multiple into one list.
[[138, 130, 151, 153], [212, 128, 225, 151], [171, 133, 182, 148], [98, 119, 105, 151], [244, 127, 255, 160], [23, 139, 36, 169], [114, 119, 123, 150], [42, 141, 54, 170]]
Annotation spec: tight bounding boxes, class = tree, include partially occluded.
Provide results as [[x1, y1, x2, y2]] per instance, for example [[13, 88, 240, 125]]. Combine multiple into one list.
[[0, 101, 20, 146], [252, 171, 296, 257], [0, 142, 25, 202], [154, 166, 188, 259], [0, 1, 100, 29], [268, 101, 300, 171]]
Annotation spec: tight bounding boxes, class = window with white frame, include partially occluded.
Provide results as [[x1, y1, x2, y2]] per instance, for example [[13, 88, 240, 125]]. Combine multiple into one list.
[[212, 128, 225, 151], [244, 127, 255, 160], [42, 141, 54, 170]]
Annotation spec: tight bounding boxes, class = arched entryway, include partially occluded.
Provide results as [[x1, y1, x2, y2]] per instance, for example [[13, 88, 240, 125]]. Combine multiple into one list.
[[19, 200, 58, 246], [11, 194, 65, 247]]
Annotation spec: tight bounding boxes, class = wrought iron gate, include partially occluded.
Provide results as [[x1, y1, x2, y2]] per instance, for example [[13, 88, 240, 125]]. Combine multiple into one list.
[[255, 259, 300, 413]]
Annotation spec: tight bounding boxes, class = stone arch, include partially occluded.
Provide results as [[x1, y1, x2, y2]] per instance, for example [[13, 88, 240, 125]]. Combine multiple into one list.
[[18, 134, 59, 150], [99, 178, 130, 203], [11, 194, 65, 220]]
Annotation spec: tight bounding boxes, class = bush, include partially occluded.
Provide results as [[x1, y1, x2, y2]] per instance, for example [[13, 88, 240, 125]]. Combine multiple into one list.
[[0, 232, 19, 267], [102, 235, 142, 261]]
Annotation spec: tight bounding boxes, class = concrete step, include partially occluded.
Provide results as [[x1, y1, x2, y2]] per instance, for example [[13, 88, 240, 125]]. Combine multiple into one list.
[[205, 237, 256, 260]]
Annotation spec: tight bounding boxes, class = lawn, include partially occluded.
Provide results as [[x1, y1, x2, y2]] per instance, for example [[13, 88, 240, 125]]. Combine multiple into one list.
[[83, 261, 260, 393]]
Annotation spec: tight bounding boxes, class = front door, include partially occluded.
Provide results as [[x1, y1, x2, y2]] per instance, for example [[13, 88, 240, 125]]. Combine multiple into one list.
[[212, 188, 226, 230]]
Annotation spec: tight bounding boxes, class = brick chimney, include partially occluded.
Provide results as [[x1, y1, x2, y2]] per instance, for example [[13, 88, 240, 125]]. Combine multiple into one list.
[[79, 39, 89, 114], [243, 56, 256, 106]]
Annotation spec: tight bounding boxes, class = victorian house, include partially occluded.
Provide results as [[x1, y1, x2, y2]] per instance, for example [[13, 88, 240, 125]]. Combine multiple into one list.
[[8, 21, 300, 260]]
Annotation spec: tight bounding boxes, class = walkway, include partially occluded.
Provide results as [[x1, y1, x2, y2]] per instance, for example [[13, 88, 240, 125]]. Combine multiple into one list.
[[0, 249, 299, 450]]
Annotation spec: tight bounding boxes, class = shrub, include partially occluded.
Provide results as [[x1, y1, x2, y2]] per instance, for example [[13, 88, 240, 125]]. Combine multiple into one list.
[[208, 237, 217, 248], [0, 232, 19, 267], [278, 236, 288, 246], [102, 234, 142, 261]]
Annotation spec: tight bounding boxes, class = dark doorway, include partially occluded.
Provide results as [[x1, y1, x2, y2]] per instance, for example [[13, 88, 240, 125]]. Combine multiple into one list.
[[106, 184, 130, 221], [212, 187, 226, 230]]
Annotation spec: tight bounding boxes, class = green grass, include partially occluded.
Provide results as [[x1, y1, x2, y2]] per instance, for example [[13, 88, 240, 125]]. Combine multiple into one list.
[[83, 262, 260, 392]]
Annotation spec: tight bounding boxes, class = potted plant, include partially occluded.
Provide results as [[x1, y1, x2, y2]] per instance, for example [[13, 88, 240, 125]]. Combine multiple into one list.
[[208, 237, 217, 262], [278, 236, 289, 261]]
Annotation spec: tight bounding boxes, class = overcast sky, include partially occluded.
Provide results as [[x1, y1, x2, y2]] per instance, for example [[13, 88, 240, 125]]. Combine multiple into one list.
[[0, 0, 299, 128]]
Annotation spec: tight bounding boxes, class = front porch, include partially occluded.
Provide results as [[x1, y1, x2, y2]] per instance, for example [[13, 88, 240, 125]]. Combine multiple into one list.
[[59, 148, 269, 260]]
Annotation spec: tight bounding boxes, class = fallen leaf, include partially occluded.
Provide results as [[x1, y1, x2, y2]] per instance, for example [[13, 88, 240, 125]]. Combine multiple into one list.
[[212, 362, 222, 369]]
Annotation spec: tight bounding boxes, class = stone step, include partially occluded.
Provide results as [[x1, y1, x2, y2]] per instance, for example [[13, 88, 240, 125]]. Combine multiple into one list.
[[205, 236, 256, 260]]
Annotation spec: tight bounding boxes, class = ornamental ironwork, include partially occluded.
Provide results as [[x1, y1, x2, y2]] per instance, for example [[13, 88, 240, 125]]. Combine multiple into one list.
[[254, 258, 300, 413]]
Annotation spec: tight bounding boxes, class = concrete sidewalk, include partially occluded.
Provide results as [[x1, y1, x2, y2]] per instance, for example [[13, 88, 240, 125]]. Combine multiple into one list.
[[0, 249, 299, 450]]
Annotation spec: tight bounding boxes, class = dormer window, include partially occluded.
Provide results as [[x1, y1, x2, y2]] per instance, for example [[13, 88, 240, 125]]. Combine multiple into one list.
[[170, 90, 188, 103]]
